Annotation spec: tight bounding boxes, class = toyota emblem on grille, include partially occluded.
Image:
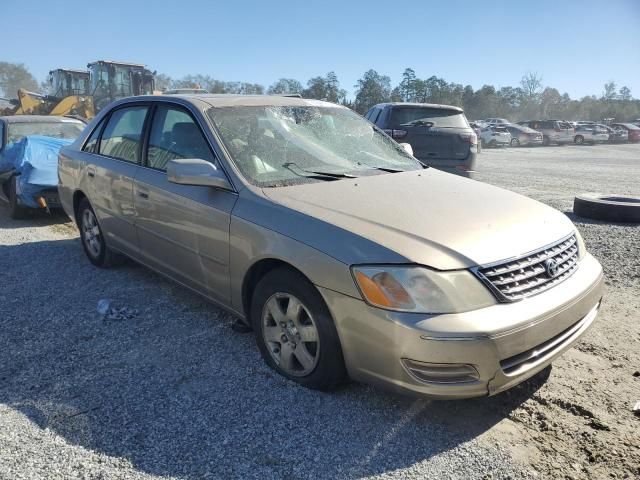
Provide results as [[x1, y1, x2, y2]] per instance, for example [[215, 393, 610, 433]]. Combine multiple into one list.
[[544, 258, 560, 278]]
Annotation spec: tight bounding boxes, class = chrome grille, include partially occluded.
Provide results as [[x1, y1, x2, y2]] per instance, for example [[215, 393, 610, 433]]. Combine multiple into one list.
[[474, 234, 579, 302]]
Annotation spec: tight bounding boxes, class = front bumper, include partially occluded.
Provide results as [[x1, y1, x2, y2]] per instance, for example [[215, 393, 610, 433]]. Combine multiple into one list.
[[319, 253, 604, 399]]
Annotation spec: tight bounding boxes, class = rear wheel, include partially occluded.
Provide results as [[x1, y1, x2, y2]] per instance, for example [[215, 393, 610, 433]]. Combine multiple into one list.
[[77, 198, 124, 267], [489, 140, 497, 148], [9, 176, 29, 220], [251, 267, 347, 391], [574, 135, 584, 145], [510, 138, 520, 147]]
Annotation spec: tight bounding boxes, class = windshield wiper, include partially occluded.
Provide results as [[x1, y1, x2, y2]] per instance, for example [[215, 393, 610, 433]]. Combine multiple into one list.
[[283, 162, 358, 180]]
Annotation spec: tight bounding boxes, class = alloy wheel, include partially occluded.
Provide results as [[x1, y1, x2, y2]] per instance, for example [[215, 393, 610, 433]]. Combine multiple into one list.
[[262, 292, 320, 377], [82, 209, 102, 258]]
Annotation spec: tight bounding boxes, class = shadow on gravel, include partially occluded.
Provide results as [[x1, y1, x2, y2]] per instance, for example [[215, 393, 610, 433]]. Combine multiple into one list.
[[0, 206, 71, 229], [564, 210, 640, 227], [0, 235, 547, 479]]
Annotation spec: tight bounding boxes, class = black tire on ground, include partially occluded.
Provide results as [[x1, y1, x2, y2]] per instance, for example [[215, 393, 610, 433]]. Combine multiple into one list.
[[542, 136, 550, 146], [77, 198, 124, 267], [574, 135, 584, 145], [510, 138, 520, 147], [489, 140, 497, 148], [573, 194, 640, 223], [251, 266, 347, 391], [9, 176, 29, 220]]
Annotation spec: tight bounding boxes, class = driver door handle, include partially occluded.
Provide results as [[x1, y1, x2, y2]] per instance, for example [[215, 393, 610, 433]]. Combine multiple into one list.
[[87, 167, 95, 178]]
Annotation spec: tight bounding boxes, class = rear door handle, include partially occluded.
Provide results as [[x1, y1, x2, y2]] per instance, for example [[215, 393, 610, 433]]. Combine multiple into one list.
[[138, 191, 149, 199]]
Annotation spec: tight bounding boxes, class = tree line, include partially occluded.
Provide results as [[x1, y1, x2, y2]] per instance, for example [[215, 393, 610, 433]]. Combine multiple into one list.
[[1, 61, 638, 122]]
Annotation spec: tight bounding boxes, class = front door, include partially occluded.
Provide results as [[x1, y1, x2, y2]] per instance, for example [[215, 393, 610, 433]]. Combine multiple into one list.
[[133, 104, 237, 303]]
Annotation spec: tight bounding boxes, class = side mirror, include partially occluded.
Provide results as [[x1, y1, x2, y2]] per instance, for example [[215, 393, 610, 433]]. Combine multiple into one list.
[[399, 143, 414, 156], [167, 159, 232, 190]]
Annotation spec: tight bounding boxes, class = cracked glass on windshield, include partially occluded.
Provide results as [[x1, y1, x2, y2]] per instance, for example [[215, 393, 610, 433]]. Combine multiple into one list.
[[207, 105, 422, 187]]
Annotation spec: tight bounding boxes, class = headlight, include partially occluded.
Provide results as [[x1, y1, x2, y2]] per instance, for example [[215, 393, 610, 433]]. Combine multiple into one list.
[[352, 265, 496, 314]]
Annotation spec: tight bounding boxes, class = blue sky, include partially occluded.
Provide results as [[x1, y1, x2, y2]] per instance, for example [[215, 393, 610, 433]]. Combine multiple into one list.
[[4, 0, 639, 99]]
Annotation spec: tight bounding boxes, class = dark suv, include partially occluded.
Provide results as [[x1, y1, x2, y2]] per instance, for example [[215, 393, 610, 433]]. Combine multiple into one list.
[[365, 103, 478, 177]]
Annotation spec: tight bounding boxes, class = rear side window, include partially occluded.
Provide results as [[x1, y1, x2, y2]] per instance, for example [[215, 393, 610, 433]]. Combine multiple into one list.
[[82, 118, 106, 153], [147, 105, 216, 171], [369, 108, 381, 124], [389, 107, 469, 128], [99, 106, 149, 163]]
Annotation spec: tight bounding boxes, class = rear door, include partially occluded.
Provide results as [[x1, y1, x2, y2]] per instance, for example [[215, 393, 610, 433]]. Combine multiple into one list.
[[84, 104, 149, 254], [133, 103, 237, 302]]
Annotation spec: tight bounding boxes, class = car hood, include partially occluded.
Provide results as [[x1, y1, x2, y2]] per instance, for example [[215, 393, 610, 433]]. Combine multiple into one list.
[[262, 169, 575, 270]]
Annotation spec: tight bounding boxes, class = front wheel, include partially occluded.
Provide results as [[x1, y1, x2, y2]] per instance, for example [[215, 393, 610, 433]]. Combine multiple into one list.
[[574, 135, 584, 145], [77, 198, 124, 267], [251, 267, 346, 391], [510, 138, 520, 147]]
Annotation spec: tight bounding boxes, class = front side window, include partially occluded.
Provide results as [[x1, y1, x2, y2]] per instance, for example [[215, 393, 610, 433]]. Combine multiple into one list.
[[207, 105, 422, 187], [389, 107, 469, 128], [147, 105, 216, 171], [99, 106, 149, 163]]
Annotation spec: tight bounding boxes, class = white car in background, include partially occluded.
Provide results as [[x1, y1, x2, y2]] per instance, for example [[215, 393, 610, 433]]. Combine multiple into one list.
[[479, 125, 512, 147], [573, 125, 609, 145], [485, 117, 511, 125]]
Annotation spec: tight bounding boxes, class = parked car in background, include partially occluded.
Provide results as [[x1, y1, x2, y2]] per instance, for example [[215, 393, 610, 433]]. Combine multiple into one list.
[[469, 122, 483, 153], [607, 124, 629, 143], [518, 120, 574, 146], [0, 115, 85, 218], [366, 103, 477, 177], [479, 125, 511, 147], [58, 94, 604, 399], [611, 123, 640, 143], [505, 124, 543, 147], [485, 118, 510, 125], [573, 125, 609, 145]]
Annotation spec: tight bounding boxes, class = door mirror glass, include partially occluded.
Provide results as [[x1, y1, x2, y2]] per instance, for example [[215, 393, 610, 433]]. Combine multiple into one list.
[[167, 158, 232, 190], [399, 143, 414, 156]]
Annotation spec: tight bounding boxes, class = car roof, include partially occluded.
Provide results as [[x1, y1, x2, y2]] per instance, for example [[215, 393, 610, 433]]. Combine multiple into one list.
[[118, 94, 345, 109], [0, 115, 84, 123], [372, 102, 464, 113]]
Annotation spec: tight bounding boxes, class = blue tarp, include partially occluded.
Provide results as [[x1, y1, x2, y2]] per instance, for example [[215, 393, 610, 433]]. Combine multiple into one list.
[[0, 135, 72, 207]]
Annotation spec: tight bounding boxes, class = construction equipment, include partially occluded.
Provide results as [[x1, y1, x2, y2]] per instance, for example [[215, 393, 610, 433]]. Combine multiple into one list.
[[3, 61, 155, 119], [88, 60, 155, 112]]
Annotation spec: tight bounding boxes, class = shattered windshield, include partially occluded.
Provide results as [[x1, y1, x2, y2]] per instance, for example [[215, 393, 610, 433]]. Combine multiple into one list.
[[207, 105, 422, 187], [6, 121, 85, 145]]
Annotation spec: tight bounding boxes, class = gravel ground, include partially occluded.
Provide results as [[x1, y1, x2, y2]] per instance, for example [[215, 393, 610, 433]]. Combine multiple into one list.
[[0, 143, 638, 480]]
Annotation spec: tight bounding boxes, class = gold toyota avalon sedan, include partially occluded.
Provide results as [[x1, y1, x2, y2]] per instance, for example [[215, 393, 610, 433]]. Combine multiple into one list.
[[58, 95, 604, 399]]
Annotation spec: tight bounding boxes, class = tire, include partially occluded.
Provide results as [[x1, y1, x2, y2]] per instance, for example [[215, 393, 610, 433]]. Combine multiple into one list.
[[574, 135, 584, 145], [510, 138, 520, 147], [9, 176, 29, 220], [251, 266, 347, 391], [77, 198, 124, 267], [489, 140, 497, 148], [574, 194, 640, 223], [480, 139, 486, 149]]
